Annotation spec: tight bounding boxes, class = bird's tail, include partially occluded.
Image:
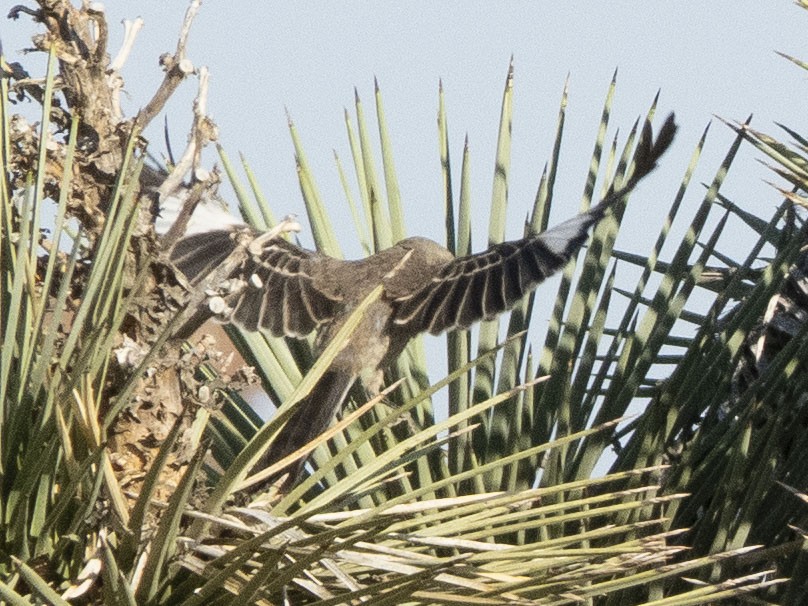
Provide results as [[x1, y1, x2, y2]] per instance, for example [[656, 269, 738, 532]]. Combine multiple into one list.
[[260, 369, 357, 488], [589, 112, 678, 219]]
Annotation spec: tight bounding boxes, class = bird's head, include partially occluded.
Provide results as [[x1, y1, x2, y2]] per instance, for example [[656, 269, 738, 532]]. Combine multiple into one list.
[[395, 236, 455, 266], [379, 237, 455, 298]]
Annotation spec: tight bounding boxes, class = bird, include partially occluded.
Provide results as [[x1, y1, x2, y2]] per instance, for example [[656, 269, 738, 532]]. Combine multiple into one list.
[[169, 113, 677, 488]]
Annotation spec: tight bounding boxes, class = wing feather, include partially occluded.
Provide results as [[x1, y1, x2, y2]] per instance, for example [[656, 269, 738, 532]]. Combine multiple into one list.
[[391, 209, 603, 334], [170, 228, 344, 338], [170, 230, 240, 284], [393, 113, 677, 335]]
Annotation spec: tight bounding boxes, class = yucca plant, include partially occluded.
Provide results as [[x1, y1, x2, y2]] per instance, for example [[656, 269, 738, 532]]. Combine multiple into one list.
[[1, 0, 806, 604]]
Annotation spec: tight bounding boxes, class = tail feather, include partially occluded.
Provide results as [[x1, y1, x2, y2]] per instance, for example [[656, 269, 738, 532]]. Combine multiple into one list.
[[261, 369, 357, 487]]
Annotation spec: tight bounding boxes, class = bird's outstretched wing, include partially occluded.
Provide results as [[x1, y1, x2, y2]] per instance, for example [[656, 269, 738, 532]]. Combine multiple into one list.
[[170, 229, 344, 338], [171, 229, 244, 284], [391, 113, 677, 336]]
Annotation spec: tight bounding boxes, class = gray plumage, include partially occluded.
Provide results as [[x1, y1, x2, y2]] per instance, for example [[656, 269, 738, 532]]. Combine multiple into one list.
[[170, 113, 677, 488]]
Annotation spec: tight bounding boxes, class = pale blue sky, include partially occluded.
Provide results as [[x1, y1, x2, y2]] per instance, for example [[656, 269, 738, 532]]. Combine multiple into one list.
[[4, 3, 805, 252], [3, 3, 806, 411], [135, 3, 805, 245], [143, 3, 804, 255]]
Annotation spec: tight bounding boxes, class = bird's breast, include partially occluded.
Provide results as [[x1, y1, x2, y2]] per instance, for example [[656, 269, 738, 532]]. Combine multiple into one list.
[[322, 300, 395, 376]]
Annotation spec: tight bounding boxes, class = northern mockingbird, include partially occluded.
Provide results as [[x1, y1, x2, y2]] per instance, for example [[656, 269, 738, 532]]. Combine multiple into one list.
[[169, 113, 677, 487]]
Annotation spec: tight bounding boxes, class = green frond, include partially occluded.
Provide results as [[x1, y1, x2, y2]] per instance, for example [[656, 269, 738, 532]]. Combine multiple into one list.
[[4, 8, 807, 602]]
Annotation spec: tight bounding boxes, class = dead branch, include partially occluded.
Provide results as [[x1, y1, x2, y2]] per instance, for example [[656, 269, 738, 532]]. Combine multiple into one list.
[[6, 0, 229, 524], [134, 0, 201, 132]]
